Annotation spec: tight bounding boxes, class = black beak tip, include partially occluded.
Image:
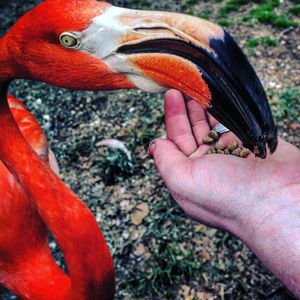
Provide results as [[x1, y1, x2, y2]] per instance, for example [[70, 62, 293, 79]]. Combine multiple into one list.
[[252, 126, 278, 159], [267, 126, 278, 154], [207, 31, 279, 159]]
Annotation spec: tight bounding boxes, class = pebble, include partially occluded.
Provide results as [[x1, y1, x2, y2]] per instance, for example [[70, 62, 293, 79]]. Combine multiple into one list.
[[204, 136, 250, 158], [240, 147, 250, 158], [232, 148, 242, 156], [203, 136, 215, 144], [208, 130, 219, 141], [227, 141, 238, 152], [215, 143, 225, 151]]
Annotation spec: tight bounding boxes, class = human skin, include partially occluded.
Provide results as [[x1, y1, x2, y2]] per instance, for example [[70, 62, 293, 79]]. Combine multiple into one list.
[[149, 89, 300, 297]]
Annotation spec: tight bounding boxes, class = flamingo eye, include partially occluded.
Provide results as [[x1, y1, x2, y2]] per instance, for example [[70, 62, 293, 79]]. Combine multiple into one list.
[[59, 33, 81, 49]]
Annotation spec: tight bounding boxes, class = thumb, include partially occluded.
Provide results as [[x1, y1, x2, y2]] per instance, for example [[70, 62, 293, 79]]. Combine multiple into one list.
[[149, 138, 189, 184]]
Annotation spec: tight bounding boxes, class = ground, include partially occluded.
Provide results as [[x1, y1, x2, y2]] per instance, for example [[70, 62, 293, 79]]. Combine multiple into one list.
[[0, 0, 299, 299]]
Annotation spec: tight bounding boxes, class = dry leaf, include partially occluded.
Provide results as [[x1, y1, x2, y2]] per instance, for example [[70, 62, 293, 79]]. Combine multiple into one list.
[[202, 249, 210, 260], [131, 203, 149, 225], [195, 224, 208, 232], [180, 285, 191, 297]]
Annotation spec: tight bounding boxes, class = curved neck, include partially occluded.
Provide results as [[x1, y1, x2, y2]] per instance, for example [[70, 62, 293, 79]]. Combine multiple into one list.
[[0, 80, 115, 299], [2, 250, 71, 300], [0, 38, 14, 82]]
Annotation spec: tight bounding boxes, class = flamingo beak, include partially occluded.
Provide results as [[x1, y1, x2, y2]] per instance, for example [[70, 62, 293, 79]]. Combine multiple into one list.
[[82, 6, 278, 158]]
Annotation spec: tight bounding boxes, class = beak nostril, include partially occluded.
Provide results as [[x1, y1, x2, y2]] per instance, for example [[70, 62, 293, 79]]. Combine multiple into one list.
[[133, 27, 175, 36], [129, 27, 178, 42]]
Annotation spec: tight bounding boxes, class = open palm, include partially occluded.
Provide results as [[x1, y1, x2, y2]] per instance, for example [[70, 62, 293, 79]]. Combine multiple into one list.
[[150, 90, 300, 234]]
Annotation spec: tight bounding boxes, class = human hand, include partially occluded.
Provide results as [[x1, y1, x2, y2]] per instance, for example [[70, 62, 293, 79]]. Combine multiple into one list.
[[149, 89, 300, 238], [150, 90, 300, 296]]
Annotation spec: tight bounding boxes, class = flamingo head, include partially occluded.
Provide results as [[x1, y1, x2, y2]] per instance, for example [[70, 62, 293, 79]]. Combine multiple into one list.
[[1, 0, 277, 158]]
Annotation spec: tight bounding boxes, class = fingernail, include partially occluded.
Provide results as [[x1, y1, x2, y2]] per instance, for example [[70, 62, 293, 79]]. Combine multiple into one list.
[[149, 140, 156, 155]]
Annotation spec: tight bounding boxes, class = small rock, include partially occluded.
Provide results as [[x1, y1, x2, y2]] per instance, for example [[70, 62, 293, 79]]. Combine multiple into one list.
[[232, 148, 242, 156], [224, 149, 230, 155], [208, 130, 219, 141], [206, 228, 218, 237], [215, 143, 225, 151], [203, 136, 214, 144], [120, 200, 131, 211], [228, 140, 238, 152], [240, 147, 250, 158], [217, 149, 225, 154]]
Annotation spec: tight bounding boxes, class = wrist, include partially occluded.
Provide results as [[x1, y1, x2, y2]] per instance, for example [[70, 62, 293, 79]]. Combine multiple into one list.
[[229, 185, 300, 297], [238, 185, 300, 242]]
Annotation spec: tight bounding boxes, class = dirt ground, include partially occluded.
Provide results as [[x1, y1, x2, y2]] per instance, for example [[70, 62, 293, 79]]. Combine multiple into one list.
[[0, 0, 300, 299]]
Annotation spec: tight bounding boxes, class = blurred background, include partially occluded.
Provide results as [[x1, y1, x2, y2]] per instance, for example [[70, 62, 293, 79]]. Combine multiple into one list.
[[0, 0, 299, 299]]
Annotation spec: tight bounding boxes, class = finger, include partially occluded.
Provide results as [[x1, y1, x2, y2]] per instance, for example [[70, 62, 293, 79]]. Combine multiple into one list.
[[165, 90, 198, 156], [207, 114, 219, 129], [185, 97, 211, 146], [149, 138, 191, 186]]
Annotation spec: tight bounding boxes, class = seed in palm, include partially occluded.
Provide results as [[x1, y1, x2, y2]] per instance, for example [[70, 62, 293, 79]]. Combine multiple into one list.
[[203, 134, 250, 158]]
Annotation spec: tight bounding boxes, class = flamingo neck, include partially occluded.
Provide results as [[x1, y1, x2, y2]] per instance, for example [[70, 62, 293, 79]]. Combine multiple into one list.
[[0, 38, 14, 82], [0, 80, 115, 299], [2, 250, 71, 300]]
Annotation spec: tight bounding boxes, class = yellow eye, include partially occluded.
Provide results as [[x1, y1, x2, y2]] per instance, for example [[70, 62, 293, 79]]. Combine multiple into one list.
[[60, 33, 80, 49]]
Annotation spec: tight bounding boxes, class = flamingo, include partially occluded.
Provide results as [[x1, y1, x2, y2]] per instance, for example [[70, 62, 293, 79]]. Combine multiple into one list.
[[0, 0, 277, 299]]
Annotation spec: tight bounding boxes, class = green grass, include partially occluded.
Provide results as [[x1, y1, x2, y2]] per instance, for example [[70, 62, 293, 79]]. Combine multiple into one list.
[[247, 38, 260, 47], [218, 18, 230, 26], [127, 242, 201, 297], [219, 0, 298, 28], [219, 0, 269, 16], [96, 149, 135, 185], [271, 88, 300, 121], [123, 192, 203, 298], [250, 9, 297, 28], [118, 189, 250, 298], [272, 14, 297, 28], [220, 0, 241, 16], [247, 37, 277, 48], [198, 9, 213, 19], [289, 5, 300, 16], [185, 0, 197, 5], [181, 0, 198, 15], [249, 0, 298, 28]]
